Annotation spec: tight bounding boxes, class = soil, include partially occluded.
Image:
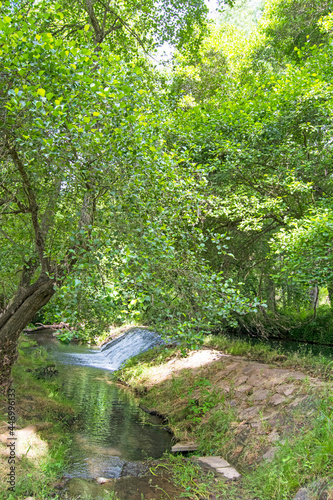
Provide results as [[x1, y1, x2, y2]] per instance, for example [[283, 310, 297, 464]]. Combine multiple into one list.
[[125, 348, 328, 470]]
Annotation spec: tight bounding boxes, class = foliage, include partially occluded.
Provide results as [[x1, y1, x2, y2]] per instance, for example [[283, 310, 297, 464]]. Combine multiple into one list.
[[0, 0, 256, 356], [3, 0, 333, 362]]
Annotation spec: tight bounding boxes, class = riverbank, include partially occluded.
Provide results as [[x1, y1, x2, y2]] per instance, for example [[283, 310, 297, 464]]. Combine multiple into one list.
[[115, 336, 333, 500], [1, 332, 332, 499], [0, 336, 74, 499]]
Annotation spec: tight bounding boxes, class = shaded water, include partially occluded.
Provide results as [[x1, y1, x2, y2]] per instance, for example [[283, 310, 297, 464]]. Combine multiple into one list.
[[30, 332, 171, 480], [223, 332, 333, 358]]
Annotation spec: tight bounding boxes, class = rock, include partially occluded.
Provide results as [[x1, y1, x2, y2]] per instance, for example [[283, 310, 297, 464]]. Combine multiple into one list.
[[96, 477, 111, 484], [238, 406, 260, 420], [250, 389, 269, 401], [121, 461, 148, 477], [292, 372, 307, 381], [195, 456, 241, 480], [276, 384, 296, 396], [197, 456, 230, 469], [293, 488, 310, 500], [234, 375, 248, 386], [289, 396, 308, 408], [66, 478, 111, 498], [267, 430, 280, 443], [262, 447, 276, 462], [171, 442, 199, 452], [235, 384, 253, 394], [216, 467, 241, 479], [270, 393, 287, 406]]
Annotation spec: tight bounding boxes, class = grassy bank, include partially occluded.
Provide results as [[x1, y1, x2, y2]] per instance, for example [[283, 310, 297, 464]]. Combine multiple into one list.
[[115, 337, 333, 500], [0, 336, 74, 500]]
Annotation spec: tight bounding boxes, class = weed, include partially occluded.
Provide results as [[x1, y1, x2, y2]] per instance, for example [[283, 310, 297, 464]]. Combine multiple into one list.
[[0, 335, 74, 500], [204, 334, 333, 379], [244, 390, 333, 499]]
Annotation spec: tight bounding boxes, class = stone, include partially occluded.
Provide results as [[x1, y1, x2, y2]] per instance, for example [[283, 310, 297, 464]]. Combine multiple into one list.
[[235, 384, 253, 394], [216, 467, 241, 479], [195, 456, 241, 480], [276, 384, 296, 396], [239, 406, 260, 420], [197, 456, 230, 469], [96, 477, 111, 484], [270, 393, 287, 406], [262, 447, 276, 462], [247, 375, 265, 386], [289, 396, 308, 408], [121, 461, 148, 477], [267, 430, 280, 443], [293, 488, 310, 500], [250, 389, 269, 401], [292, 372, 307, 381], [234, 375, 248, 386], [171, 442, 199, 453], [66, 478, 109, 498]]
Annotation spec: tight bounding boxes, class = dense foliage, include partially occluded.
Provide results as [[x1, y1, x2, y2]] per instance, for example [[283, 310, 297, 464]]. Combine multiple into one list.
[[1, 0, 333, 371]]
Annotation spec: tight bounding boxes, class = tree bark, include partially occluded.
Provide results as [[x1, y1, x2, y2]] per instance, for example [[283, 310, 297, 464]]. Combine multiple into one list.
[[328, 284, 333, 308], [0, 274, 55, 394]]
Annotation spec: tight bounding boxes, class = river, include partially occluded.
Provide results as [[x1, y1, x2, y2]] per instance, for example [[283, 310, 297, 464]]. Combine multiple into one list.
[[30, 331, 172, 481]]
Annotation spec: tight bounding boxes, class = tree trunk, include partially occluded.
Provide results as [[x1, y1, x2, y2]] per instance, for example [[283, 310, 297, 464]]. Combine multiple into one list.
[[0, 274, 55, 395], [327, 284, 333, 308], [266, 277, 276, 313], [309, 285, 319, 309]]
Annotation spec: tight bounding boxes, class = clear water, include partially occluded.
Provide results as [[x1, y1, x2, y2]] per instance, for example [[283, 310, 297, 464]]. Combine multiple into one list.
[[30, 333, 172, 480]]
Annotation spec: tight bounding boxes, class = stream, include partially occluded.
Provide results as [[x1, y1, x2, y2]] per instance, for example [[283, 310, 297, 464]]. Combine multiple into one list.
[[30, 330, 172, 481]]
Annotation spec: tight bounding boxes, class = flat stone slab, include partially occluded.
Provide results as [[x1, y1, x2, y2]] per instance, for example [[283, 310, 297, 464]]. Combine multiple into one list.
[[196, 456, 241, 480], [216, 467, 241, 479], [197, 456, 230, 468], [171, 442, 199, 453], [251, 389, 269, 401], [270, 393, 287, 406]]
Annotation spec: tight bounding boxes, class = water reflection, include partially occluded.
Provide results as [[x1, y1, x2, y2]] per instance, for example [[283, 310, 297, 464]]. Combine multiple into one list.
[[30, 334, 172, 479]]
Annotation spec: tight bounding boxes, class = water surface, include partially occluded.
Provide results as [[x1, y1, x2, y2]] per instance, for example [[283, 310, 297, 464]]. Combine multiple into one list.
[[30, 333, 172, 479]]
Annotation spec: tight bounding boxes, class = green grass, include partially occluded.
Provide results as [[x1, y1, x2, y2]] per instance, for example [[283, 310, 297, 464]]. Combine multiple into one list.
[[0, 336, 74, 500], [243, 390, 333, 499], [113, 344, 179, 388], [204, 334, 333, 379], [155, 454, 235, 500], [116, 337, 333, 500]]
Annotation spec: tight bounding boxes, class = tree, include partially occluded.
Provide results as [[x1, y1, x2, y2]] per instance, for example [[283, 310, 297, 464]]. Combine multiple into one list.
[[165, 3, 333, 336], [0, 0, 244, 392]]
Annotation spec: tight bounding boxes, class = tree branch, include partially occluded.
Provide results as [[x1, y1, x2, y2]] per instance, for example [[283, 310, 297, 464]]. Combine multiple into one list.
[[6, 143, 49, 273]]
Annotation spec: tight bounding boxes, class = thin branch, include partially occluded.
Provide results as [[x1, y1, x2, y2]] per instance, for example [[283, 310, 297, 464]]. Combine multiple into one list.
[[0, 228, 17, 246], [6, 142, 49, 273]]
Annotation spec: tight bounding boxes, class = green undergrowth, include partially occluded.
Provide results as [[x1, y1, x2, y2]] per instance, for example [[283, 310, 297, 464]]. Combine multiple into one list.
[[283, 306, 333, 345], [204, 334, 333, 379], [0, 335, 74, 500], [153, 455, 238, 499], [230, 306, 333, 346], [116, 338, 333, 499], [244, 389, 333, 499], [114, 344, 180, 388]]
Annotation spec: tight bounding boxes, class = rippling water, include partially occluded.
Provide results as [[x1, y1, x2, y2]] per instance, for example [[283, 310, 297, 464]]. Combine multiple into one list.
[[30, 332, 171, 479]]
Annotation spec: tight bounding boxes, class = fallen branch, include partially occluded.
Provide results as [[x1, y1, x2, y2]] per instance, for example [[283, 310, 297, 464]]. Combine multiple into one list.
[[24, 322, 71, 333]]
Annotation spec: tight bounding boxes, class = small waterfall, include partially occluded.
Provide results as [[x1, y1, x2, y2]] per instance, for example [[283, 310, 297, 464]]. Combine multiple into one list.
[[101, 328, 164, 369]]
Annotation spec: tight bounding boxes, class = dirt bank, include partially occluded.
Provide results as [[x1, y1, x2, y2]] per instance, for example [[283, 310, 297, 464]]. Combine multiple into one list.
[[116, 345, 333, 500]]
